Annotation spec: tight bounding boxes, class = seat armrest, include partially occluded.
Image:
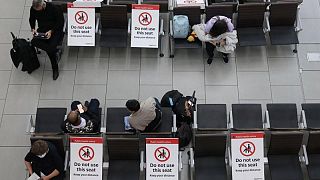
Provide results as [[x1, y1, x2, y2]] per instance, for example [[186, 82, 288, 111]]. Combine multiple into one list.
[[296, 5, 303, 32], [179, 151, 183, 172], [159, 19, 164, 36], [140, 151, 144, 172], [63, 17, 67, 33], [264, 110, 270, 129], [169, 20, 173, 37], [64, 150, 69, 171], [26, 115, 35, 134], [189, 148, 195, 169], [229, 111, 233, 129], [301, 110, 307, 129], [103, 162, 109, 169], [264, 157, 268, 165], [172, 114, 177, 132], [302, 145, 309, 165], [228, 147, 232, 167], [100, 127, 106, 133], [193, 110, 198, 129], [95, 17, 100, 33], [264, 13, 270, 32], [128, 18, 131, 34]]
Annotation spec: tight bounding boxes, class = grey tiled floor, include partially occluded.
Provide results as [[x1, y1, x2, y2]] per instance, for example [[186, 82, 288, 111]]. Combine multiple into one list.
[[1, 0, 320, 179]]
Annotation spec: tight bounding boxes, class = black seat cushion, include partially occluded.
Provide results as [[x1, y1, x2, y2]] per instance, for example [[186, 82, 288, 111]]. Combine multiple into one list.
[[106, 108, 130, 133], [267, 104, 298, 129], [35, 108, 67, 133], [270, 26, 299, 45], [156, 107, 173, 132], [195, 156, 227, 180], [232, 104, 263, 130], [268, 155, 303, 180], [108, 160, 140, 180], [237, 27, 266, 46], [197, 104, 227, 130], [302, 104, 320, 129], [100, 28, 128, 48], [307, 154, 320, 180]]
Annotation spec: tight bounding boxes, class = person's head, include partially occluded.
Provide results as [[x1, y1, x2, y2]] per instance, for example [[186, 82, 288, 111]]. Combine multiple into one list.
[[209, 19, 228, 37], [32, 0, 45, 11], [126, 99, 140, 112], [31, 140, 49, 157], [67, 111, 81, 126]]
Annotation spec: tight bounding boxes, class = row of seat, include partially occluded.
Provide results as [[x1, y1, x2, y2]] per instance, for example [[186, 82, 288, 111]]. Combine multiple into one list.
[[28, 103, 320, 136], [30, 129, 320, 180], [196, 103, 320, 131], [169, 1, 301, 57], [49, 0, 302, 57], [191, 130, 319, 180]]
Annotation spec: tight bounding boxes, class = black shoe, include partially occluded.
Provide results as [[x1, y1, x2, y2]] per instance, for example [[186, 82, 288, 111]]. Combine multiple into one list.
[[207, 58, 213, 65], [222, 55, 229, 63], [53, 69, 59, 80]]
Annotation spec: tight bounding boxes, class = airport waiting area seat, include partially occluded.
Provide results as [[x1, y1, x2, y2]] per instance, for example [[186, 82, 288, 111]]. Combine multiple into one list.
[[305, 131, 320, 180], [31, 108, 67, 134], [266, 103, 301, 129], [98, 5, 129, 48], [205, 4, 235, 23], [230, 104, 264, 130], [169, 6, 202, 58], [267, 131, 304, 180], [190, 133, 228, 180], [301, 103, 320, 129], [106, 107, 132, 134], [30, 136, 68, 173], [266, 2, 300, 53], [196, 104, 228, 131], [236, 3, 267, 46], [106, 137, 142, 180]]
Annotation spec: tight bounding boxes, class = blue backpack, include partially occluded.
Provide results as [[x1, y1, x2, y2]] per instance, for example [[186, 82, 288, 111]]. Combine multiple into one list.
[[173, 15, 190, 39]]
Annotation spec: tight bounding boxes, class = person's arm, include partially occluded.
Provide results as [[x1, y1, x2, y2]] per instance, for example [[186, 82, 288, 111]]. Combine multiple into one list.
[[41, 169, 59, 180], [29, 7, 36, 34], [24, 160, 33, 176]]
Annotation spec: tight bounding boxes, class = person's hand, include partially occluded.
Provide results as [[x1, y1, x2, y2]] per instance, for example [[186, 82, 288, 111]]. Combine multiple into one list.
[[31, 29, 37, 36], [45, 30, 52, 39], [82, 106, 88, 112], [220, 39, 226, 46]]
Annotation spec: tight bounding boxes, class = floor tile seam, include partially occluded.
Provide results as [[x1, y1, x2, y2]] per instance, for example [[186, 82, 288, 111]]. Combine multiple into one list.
[[299, 43, 320, 45], [70, 48, 80, 105], [74, 83, 108, 85], [205, 85, 239, 87], [265, 49, 274, 104], [305, 99, 320, 100], [236, 70, 269, 72], [0, 146, 30, 148], [140, 83, 173, 86], [172, 70, 205, 73], [270, 85, 303, 87], [294, 48, 307, 104], [267, 57, 299, 60], [202, 48, 207, 104], [107, 69, 141, 72], [0, 18, 23, 20], [300, 69, 320, 72], [239, 99, 272, 101], [205, 83, 238, 86]]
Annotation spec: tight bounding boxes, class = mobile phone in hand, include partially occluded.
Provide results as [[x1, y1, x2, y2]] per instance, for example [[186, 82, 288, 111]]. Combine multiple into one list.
[[77, 104, 84, 113]]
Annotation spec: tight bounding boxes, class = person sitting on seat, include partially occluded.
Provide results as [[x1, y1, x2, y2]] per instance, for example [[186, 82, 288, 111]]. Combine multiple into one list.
[[61, 99, 100, 133], [126, 97, 162, 132], [205, 16, 234, 65], [25, 140, 63, 180], [29, 0, 64, 80]]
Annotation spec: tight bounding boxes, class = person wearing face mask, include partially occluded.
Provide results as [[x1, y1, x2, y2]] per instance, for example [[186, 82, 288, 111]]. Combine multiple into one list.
[[29, 0, 64, 80], [24, 140, 63, 180]]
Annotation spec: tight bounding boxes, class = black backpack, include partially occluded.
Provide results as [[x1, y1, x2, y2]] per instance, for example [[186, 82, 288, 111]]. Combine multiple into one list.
[[10, 32, 40, 74], [160, 90, 183, 107], [173, 96, 194, 125], [176, 122, 193, 148]]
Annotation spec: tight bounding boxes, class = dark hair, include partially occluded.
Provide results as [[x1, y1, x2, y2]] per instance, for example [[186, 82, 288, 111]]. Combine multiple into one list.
[[31, 140, 48, 155], [126, 99, 140, 112], [209, 19, 228, 37]]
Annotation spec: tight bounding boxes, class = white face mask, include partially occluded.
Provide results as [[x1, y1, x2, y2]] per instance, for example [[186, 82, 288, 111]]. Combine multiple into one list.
[[37, 150, 48, 158]]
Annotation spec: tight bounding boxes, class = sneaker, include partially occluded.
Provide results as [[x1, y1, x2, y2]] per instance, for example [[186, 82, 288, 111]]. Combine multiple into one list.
[[207, 58, 213, 65], [222, 55, 229, 63], [53, 69, 59, 80]]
